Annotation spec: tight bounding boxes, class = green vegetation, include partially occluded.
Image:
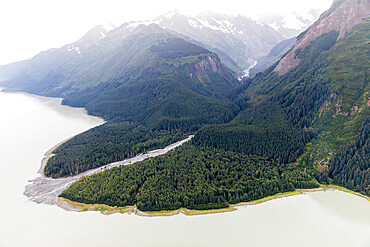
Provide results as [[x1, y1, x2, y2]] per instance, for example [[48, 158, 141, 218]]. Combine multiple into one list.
[[57, 17, 369, 208], [193, 31, 339, 166], [63, 76, 239, 131], [59, 34, 239, 132], [7, 6, 369, 210], [60, 143, 319, 211], [249, 37, 295, 77], [194, 20, 369, 200], [193, 103, 314, 164], [329, 118, 369, 196], [40, 29, 240, 178], [45, 122, 185, 178], [296, 18, 369, 169]]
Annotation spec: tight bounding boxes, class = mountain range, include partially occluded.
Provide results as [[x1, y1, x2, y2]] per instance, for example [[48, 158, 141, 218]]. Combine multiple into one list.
[[0, 0, 369, 210], [0, 10, 320, 81]]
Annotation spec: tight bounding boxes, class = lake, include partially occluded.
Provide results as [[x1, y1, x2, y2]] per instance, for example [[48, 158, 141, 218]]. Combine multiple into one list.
[[0, 89, 369, 247]]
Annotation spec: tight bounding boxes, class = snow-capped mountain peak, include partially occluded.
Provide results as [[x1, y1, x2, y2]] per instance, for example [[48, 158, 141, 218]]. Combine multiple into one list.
[[102, 23, 116, 32], [257, 8, 322, 38]]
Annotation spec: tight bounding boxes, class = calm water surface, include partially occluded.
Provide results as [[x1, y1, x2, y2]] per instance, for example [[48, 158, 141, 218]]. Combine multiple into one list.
[[0, 90, 369, 247]]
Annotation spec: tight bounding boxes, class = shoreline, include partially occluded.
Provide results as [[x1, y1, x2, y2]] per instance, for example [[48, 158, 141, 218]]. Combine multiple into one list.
[[57, 185, 369, 217], [38, 136, 75, 175], [24, 135, 194, 205], [28, 125, 369, 216]]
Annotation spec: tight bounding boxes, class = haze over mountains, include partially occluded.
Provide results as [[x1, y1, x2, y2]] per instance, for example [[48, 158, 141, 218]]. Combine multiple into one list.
[[0, 0, 368, 210], [60, 0, 370, 211], [0, 9, 321, 80], [0, 8, 324, 103]]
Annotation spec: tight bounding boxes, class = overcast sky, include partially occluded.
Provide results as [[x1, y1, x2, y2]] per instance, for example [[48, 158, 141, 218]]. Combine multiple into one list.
[[0, 0, 332, 66]]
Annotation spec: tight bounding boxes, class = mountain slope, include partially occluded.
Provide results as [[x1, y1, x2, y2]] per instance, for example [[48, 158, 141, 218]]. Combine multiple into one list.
[[249, 37, 296, 77], [119, 10, 285, 74], [258, 9, 322, 38], [1, 24, 239, 131], [274, 0, 369, 75], [0, 23, 241, 178], [195, 0, 369, 195], [329, 118, 369, 196], [156, 11, 284, 72]]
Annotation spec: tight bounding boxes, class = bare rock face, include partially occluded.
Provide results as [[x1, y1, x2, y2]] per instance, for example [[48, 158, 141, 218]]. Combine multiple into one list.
[[188, 55, 227, 82], [274, 0, 370, 75], [193, 55, 223, 76]]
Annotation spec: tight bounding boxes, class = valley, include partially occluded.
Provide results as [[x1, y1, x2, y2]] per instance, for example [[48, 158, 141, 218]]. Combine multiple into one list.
[[0, 0, 368, 218]]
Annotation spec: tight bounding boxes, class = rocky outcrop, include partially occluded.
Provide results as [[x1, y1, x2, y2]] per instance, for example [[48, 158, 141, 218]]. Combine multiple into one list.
[[188, 55, 233, 85], [193, 55, 223, 76], [274, 0, 370, 75]]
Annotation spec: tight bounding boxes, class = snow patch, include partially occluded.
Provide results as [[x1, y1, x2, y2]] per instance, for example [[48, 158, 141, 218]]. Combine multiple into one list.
[[127, 21, 148, 29], [102, 23, 116, 32], [126, 20, 159, 31], [196, 18, 219, 31], [188, 19, 202, 29], [269, 22, 280, 31], [99, 32, 106, 39], [163, 10, 177, 19]]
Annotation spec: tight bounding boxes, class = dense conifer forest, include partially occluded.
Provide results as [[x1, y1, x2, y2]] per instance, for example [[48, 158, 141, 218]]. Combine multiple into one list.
[[60, 143, 319, 211], [329, 118, 369, 196], [40, 8, 370, 211], [45, 122, 185, 178]]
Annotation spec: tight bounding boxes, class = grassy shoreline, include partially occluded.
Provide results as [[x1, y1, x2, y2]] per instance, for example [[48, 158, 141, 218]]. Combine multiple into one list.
[[57, 185, 370, 217]]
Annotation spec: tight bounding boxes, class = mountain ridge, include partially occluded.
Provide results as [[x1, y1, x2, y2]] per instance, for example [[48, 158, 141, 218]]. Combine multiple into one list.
[[274, 0, 370, 75]]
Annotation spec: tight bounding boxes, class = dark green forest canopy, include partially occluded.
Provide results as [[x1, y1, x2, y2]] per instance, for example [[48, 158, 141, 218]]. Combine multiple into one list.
[[193, 31, 339, 165], [52, 17, 370, 206], [193, 21, 369, 199], [60, 143, 319, 211], [329, 118, 370, 196], [193, 103, 315, 165], [44, 122, 186, 178], [43, 34, 241, 178], [60, 35, 240, 131]]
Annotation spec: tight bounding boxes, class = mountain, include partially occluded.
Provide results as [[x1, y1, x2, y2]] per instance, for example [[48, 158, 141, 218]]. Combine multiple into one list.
[[117, 10, 285, 74], [156, 11, 284, 72], [248, 37, 296, 77], [274, 0, 369, 75], [258, 9, 322, 38], [2, 0, 369, 210], [0, 24, 239, 130], [195, 0, 369, 194]]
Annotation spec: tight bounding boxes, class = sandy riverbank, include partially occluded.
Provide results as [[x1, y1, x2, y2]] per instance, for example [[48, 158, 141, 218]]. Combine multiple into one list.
[[24, 135, 194, 205]]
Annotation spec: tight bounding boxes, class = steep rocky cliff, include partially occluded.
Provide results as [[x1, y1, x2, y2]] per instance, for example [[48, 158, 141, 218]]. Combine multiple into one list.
[[274, 0, 370, 75]]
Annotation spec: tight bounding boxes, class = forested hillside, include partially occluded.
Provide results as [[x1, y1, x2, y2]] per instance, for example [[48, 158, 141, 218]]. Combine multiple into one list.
[[194, 2, 369, 197], [25, 27, 241, 178], [194, 30, 339, 165], [1, 25, 239, 132], [2, 0, 369, 211], [329, 118, 369, 196]]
